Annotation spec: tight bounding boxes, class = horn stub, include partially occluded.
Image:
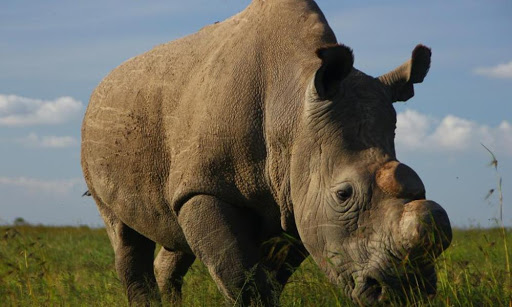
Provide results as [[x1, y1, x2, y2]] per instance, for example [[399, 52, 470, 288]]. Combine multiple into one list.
[[376, 161, 425, 199]]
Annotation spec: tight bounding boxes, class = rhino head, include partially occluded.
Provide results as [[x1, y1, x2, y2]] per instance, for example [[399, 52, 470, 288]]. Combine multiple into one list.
[[290, 44, 451, 304]]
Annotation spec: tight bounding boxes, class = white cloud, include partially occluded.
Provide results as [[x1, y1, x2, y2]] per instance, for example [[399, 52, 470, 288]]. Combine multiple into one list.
[[0, 94, 83, 126], [0, 177, 84, 196], [396, 109, 512, 155], [429, 115, 475, 150], [17, 133, 78, 148], [393, 109, 432, 150], [474, 61, 512, 79]]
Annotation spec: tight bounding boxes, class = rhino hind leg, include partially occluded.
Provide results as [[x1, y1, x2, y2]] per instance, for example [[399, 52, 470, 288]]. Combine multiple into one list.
[[154, 247, 195, 305], [96, 201, 160, 305], [178, 195, 280, 306], [116, 227, 160, 305]]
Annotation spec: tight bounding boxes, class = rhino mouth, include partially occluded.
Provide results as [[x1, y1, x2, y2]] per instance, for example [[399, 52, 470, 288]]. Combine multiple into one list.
[[351, 276, 385, 304], [348, 261, 438, 305]]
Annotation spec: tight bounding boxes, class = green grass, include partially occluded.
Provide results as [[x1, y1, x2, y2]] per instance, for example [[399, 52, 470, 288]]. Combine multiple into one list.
[[0, 225, 511, 306]]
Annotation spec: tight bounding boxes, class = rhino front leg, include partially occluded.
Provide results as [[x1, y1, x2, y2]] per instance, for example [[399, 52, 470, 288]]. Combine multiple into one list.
[[178, 195, 278, 306], [154, 247, 195, 305]]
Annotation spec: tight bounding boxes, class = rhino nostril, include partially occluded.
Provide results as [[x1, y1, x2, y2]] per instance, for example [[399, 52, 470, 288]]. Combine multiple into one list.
[[365, 277, 384, 301], [366, 276, 379, 287], [349, 275, 355, 287]]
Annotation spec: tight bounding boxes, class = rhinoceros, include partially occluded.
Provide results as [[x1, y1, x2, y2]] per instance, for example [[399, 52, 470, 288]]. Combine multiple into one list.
[[81, 0, 452, 305]]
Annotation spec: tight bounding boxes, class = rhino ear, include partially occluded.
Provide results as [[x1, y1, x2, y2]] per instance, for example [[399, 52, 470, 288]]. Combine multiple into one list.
[[378, 44, 431, 102], [314, 44, 354, 100]]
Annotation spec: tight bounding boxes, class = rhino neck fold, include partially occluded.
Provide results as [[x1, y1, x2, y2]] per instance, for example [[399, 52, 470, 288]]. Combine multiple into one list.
[[240, 0, 337, 232]]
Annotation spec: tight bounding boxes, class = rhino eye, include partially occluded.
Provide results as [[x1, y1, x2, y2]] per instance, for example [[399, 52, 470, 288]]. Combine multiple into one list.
[[336, 183, 353, 202]]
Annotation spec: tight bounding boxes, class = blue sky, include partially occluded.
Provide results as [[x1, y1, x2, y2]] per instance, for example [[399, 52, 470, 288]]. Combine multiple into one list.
[[1, 0, 511, 227]]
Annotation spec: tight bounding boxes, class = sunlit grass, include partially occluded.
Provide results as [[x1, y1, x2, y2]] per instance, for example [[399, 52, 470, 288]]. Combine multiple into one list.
[[0, 225, 510, 306]]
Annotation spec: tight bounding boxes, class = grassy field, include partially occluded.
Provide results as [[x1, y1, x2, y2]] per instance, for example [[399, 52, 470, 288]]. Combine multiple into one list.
[[0, 225, 511, 306]]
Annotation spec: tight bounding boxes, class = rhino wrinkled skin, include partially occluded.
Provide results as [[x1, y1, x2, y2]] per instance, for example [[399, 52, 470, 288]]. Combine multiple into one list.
[[81, 0, 452, 305]]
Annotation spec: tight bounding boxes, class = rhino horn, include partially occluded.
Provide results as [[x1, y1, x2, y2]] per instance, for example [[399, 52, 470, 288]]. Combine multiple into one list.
[[378, 44, 431, 102], [376, 161, 425, 200]]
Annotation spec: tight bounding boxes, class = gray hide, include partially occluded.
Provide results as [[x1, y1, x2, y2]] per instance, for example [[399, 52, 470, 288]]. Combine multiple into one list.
[[81, 0, 452, 305]]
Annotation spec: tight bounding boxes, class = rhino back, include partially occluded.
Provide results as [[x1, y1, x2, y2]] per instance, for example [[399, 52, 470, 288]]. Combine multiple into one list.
[[81, 0, 336, 245]]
